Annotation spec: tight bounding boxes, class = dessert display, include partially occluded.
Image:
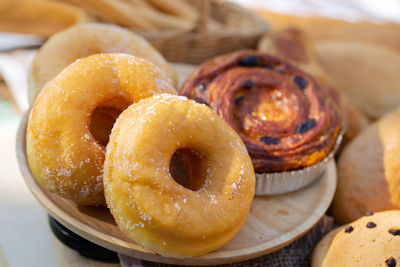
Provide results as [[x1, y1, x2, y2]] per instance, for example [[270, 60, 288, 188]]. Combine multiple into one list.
[[312, 210, 400, 267], [26, 53, 176, 205], [104, 94, 255, 258], [28, 23, 177, 104], [10, 0, 400, 263], [332, 108, 400, 224], [180, 50, 341, 194]]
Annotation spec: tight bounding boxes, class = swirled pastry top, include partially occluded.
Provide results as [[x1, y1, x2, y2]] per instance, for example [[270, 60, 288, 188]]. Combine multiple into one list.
[[180, 50, 341, 172]]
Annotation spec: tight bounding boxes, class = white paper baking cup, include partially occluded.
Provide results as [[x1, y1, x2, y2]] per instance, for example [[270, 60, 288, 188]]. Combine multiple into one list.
[[255, 131, 343, 196]]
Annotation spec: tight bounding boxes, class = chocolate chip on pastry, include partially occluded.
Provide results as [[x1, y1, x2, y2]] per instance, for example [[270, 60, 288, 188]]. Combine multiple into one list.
[[386, 258, 397, 267], [344, 226, 353, 233], [389, 229, 400, 236]]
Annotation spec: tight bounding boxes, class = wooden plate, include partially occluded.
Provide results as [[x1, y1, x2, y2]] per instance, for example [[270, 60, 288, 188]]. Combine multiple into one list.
[[16, 112, 337, 266]]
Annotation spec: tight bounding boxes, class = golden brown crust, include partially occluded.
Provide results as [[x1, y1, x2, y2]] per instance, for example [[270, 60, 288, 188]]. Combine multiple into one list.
[[26, 54, 176, 205], [180, 50, 341, 172], [104, 94, 255, 257], [332, 108, 400, 224]]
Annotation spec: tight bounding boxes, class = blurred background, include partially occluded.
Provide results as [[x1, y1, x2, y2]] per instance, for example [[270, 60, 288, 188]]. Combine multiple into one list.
[[0, 0, 399, 266]]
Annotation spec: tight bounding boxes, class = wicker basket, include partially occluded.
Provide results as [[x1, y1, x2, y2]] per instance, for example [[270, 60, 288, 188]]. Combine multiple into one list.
[[138, 0, 269, 64]]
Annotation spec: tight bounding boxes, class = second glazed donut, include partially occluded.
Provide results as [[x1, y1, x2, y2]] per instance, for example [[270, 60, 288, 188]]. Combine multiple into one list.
[[104, 94, 255, 258], [26, 53, 176, 205]]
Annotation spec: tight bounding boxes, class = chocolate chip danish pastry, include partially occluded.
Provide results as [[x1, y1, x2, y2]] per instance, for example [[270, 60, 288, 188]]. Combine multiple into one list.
[[180, 50, 341, 173]]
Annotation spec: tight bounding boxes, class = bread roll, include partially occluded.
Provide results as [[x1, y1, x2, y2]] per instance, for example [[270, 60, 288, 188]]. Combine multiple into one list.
[[312, 210, 400, 267], [332, 108, 400, 223]]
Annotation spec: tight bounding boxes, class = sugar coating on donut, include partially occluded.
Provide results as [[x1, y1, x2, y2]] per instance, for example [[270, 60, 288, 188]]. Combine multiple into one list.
[[27, 54, 176, 205], [104, 94, 250, 228], [104, 94, 255, 257]]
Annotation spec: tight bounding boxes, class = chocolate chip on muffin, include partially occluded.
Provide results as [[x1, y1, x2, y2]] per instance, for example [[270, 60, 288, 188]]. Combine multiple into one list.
[[294, 76, 307, 90], [260, 136, 281, 145], [298, 119, 317, 134], [389, 229, 400, 236], [235, 96, 245, 105], [238, 55, 259, 67], [243, 80, 255, 89], [386, 257, 396, 267], [344, 226, 354, 233]]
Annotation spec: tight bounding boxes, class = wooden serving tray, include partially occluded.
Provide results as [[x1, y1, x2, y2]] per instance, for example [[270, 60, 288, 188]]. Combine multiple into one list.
[[16, 112, 336, 266]]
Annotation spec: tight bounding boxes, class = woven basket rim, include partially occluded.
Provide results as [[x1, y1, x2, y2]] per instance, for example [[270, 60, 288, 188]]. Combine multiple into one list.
[[133, 0, 270, 64], [135, 0, 269, 40]]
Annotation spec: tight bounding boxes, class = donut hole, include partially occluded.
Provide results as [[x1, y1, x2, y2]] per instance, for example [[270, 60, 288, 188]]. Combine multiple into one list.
[[169, 148, 207, 191], [89, 98, 130, 147]]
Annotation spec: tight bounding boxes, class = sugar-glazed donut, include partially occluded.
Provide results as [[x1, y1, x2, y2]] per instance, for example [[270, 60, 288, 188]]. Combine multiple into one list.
[[104, 94, 255, 258], [26, 53, 176, 205], [28, 23, 177, 104]]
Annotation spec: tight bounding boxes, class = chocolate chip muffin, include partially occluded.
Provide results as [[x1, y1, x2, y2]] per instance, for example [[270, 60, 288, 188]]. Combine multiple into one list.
[[312, 210, 400, 267]]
